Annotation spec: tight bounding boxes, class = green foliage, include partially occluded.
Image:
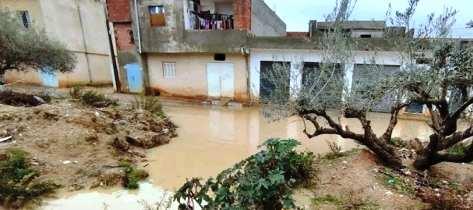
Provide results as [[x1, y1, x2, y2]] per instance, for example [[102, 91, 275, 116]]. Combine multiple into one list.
[[388, 137, 408, 148], [446, 143, 468, 156], [132, 95, 164, 118], [70, 87, 117, 108], [119, 161, 149, 189], [378, 168, 415, 196], [0, 149, 59, 208], [174, 138, 315, 210], [0, 9, 76, 78]]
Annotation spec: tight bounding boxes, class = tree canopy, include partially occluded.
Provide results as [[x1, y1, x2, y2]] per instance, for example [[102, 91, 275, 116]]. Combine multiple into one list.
[[0, 9, 76, 81]]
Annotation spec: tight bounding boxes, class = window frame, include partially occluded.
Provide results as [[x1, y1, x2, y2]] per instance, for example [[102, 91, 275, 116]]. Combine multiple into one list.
[[162, 62, 176, 79]]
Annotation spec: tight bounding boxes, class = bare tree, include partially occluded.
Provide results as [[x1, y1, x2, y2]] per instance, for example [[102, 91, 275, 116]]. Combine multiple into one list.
[[263, 0, 473, 170], [0, 9, 76, 83]]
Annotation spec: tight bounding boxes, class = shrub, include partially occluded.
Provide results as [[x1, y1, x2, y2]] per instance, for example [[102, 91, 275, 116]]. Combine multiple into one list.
[[69, 87, 117, 108], [132, 95, 164, 117], [0, 149, 59, 208], [174, 138, 315, 210], [119, 161, 149, 189]]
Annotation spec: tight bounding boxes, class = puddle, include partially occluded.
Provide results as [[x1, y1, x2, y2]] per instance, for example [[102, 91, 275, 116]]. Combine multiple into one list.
[[41, 103, 432, 209], [42, 183, 180, 210]]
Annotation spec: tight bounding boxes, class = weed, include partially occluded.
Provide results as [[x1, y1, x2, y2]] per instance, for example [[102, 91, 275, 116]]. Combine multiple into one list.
[[324, 141, 345, 160], [132, 95, 164, 118], [0, 149, 59, 208], [446, 143, 468, 156], [388, 137, 408, 148], [174, 138, 315, 210], [119, 161, 149, 189], [69, 86, 83, 99], [378, 168, 415, 196]]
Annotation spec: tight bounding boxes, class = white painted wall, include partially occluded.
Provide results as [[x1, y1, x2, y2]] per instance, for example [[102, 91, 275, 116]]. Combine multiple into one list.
[[249, 48, 404, 99]]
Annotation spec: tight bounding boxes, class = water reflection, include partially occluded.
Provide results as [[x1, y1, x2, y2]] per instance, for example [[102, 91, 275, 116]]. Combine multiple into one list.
[[42, 103, 432, 209]]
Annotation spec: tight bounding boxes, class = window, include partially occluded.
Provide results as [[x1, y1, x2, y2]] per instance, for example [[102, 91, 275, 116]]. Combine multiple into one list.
[[128, 29, 134, 44], [360, 34, 372, 38], [214, 53, 226, 61], [18, 10, 31, 28], [149, 5, 166, 27], [163, 62, 176, 79]]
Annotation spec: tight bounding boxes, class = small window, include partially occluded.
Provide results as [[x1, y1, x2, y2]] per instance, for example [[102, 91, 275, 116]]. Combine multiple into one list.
[[149, 5, 166, 27], [214, 53, 226, 61], [163, 62, 176, 79], [18, 10, 31, 28], [360, 34, 372, 38], [128, 29, 134, 44]]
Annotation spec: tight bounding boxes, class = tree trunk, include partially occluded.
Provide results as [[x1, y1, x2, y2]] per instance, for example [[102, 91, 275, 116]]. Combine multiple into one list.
[[363, 136, 404, 168]]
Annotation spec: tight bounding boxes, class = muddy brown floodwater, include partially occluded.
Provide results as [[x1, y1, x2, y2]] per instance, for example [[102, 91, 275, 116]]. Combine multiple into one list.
[[42, 103, 432, 210]]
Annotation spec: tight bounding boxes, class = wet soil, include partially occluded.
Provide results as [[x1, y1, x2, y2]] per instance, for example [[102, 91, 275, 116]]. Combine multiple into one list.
[[0, 95, 176, 196]]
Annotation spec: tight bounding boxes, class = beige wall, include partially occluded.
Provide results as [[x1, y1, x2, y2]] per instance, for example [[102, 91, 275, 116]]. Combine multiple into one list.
[[148, 53, 249, 101], [1, 0, 113, 87]]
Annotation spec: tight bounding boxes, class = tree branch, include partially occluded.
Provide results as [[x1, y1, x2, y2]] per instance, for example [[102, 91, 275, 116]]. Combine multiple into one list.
[[437, 126, 473, 151], [299, 109, 364, 141], [382, 103, 410, 141]]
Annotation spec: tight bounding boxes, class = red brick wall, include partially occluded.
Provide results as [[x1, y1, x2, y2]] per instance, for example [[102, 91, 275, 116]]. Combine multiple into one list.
[[114, 23, 135, 50], [234, 0, 251, 31], [106, 0, 131, 22]]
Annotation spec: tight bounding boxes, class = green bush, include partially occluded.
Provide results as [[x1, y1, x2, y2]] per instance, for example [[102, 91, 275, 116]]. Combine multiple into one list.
[[70, 87, 117, 108], [174, 138, 315, 210], [0, 149, 59, 208], [119, 161, 149, 189]]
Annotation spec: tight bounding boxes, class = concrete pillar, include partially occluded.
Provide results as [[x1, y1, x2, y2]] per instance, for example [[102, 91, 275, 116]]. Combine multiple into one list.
[[290, 61, 303, 99], [342, 62, 355, 102]]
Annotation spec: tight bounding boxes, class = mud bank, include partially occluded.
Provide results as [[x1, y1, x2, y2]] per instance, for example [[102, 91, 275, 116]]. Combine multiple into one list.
[[0, 94, 176, 205]]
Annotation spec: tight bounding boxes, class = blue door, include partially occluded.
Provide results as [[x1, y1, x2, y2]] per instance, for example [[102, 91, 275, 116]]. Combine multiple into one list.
[[41, 68, 59, 87], [125, 63, 143, 93]]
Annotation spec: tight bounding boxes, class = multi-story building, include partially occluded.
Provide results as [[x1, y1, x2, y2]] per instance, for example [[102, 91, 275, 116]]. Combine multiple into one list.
[[113, 0, 286, 102], [1, 0, 114, 87]]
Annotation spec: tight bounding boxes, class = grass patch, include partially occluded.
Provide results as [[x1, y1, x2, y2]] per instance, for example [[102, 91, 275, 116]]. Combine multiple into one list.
[[446, 143, 468, 156], [0, 149, 59, 208], [312, 193, 379, 210], [70, 86, 117, 108], [378, 168, 416, 196], [119, 161, 149, 189]]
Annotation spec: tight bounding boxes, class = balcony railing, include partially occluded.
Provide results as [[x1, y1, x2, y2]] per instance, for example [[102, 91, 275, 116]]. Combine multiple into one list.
[[189, 11, 234, 30]]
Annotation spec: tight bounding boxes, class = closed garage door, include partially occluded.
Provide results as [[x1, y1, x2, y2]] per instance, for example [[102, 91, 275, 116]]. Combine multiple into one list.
[[260, 61, 290, 102], [352, 64, 400, 112]]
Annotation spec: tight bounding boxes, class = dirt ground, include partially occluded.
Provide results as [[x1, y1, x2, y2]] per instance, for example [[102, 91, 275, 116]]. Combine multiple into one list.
[[294, 149, 473, 210], [0, 88, 176, 194]]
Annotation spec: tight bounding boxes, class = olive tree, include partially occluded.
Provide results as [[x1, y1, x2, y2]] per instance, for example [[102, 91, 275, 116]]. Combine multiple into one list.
[[262, 0, 473, 170], [0, 9, 76, 83]]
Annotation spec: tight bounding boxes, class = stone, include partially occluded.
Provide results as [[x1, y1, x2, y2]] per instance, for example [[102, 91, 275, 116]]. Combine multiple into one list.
[[430, 162, 473, 187]]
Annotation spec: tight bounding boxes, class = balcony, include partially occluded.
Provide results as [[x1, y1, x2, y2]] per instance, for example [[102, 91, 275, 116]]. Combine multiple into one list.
[[184, 0, 235, 31]]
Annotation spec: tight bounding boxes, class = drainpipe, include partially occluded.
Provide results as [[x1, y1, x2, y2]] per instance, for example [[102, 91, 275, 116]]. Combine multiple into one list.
[[134, 0, 142, 54]]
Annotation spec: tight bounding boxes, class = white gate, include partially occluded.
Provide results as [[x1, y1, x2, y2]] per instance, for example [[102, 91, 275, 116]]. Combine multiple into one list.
[[207, 63, 235, 98]]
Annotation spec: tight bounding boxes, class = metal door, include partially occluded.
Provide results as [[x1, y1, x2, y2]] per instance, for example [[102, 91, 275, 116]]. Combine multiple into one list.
[[41, 67, 59, 87], [207, 63, 235, 98], [125, 63, 143, 93]]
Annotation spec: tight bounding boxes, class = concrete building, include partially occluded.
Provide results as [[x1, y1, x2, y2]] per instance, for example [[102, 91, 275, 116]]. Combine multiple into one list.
[[1, 0, 114, 87], [113, 0, 286, 102]]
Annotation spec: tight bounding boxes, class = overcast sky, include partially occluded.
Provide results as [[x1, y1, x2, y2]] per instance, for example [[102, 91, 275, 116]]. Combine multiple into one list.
[[263, 0, 473, 37]]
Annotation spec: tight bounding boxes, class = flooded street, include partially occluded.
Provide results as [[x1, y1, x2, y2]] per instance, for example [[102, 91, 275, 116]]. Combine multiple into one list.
[[42, 103, 432, 209]]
